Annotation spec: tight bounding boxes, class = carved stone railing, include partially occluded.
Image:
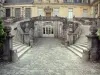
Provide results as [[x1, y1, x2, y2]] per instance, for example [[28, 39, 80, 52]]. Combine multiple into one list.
[[65, 21, 82, 46], [2, 17, 23, 25], [15, 20, 34, 47], [31, 16, 67, 22], [74, 17, 97, 25]]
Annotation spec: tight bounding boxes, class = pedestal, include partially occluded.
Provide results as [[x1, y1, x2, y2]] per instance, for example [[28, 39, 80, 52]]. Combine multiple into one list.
[[86, 35, 99, 62]]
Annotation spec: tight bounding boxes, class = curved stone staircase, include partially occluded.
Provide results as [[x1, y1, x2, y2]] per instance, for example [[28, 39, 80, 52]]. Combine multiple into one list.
[[66, 23, 90, 58], [67, 42, 88, 58], [10, 19, 90, 59], [10, 19, 32, 59], [13, 41, 31, 58]]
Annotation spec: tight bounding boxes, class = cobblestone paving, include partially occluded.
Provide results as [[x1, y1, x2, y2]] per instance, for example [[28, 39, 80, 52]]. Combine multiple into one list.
[[0, 38, 100, 75]]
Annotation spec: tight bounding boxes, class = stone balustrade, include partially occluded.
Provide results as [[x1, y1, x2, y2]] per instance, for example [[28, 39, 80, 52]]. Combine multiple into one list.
[[74, 17, 97, 25], [65, 21, 82, 45], [31, 16, 67, 22]]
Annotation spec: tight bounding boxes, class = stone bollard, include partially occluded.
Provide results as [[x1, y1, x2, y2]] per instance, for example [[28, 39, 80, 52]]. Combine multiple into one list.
[[3, 25, 18, 62], [29, 40, 34, 47], [82, 50, 90, 61], [86, 22, 100, 62]]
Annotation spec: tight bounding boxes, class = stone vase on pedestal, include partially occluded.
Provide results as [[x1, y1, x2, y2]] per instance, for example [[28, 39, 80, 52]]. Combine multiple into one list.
[[85, 22, 100, 62], [3, 26, 18, 62]]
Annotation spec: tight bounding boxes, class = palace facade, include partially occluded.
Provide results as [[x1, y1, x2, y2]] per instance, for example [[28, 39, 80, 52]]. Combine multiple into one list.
[[1, 0, 98, 19]]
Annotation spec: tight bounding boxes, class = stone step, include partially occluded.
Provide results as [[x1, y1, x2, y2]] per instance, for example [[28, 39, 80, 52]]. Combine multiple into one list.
[[17, 46, 28, 53], [74, 44, 88, 51], [75, 43, 88, 46], [70, 45, 83, 53], [67, 42, 88, 58], [67, 47, 83, 58], [13, 44, 21, 47], [75, 42, 88, 45], [17, 47, 31, 58], [13, 44, 24, 50], [13, 41, 31, 58]]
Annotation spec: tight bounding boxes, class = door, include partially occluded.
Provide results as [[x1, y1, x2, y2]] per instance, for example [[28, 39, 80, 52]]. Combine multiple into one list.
[[68, 8, 73, 19], [43, 25, 54, 37]]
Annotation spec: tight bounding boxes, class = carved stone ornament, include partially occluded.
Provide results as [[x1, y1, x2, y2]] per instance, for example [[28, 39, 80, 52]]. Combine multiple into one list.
[[89, 22, 97, 35], [44, 6, 53, 13], [4, 25, 11, 34]]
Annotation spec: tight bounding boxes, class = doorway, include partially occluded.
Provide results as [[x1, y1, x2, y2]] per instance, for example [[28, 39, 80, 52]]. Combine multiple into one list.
[[43, 25, 54, 37]]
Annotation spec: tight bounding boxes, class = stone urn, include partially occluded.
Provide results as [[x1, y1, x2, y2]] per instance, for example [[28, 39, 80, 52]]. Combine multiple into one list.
[[89, 22, 97, 35]]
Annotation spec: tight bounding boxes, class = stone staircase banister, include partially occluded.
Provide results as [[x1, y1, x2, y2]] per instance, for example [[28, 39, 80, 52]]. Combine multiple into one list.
[[22, 33, 31, 46], [67, 23, 82, 45], [73, 26, 82, 42]]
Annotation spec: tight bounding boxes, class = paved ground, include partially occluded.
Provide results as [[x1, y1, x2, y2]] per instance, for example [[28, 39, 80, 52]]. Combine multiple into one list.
[[0, 38, 100, 75]]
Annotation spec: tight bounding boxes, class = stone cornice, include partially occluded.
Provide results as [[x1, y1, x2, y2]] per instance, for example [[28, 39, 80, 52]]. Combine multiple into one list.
[[33, 3, 90, 6], [4, 3, 90, 6]]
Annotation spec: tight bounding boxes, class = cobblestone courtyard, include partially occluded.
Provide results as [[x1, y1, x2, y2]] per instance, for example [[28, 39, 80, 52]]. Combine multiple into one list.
[[0, 38, 100, 75]]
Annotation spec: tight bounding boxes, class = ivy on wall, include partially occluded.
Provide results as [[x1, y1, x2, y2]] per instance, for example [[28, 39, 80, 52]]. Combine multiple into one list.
[[0, 19, 6, 48]]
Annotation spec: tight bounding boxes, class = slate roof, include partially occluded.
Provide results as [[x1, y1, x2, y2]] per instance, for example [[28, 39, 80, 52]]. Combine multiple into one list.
[[5, 0, 34, 4]]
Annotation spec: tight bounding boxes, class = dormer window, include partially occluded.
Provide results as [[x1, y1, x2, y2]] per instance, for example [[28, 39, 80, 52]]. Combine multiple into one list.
[[0, 0, 6, 3], [38, 0, 42, 3]]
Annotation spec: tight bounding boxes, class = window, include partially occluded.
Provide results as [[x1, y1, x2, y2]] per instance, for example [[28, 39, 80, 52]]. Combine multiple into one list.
[[6, 8, 10, 17], [25, 8, 31, 19], [53, 8, 59, 16], [38, 0, 42, 3], [83, 0, 88, 3], [15, 8, 21, 18], [83, 9, 88, 17], [74, 0, 82, 3], [67, 0, 74, 3], [0, 0, 6, 3], [38, 8, 44, 16], [64, 0, 67, 3], [68, 8, 73, 19]]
